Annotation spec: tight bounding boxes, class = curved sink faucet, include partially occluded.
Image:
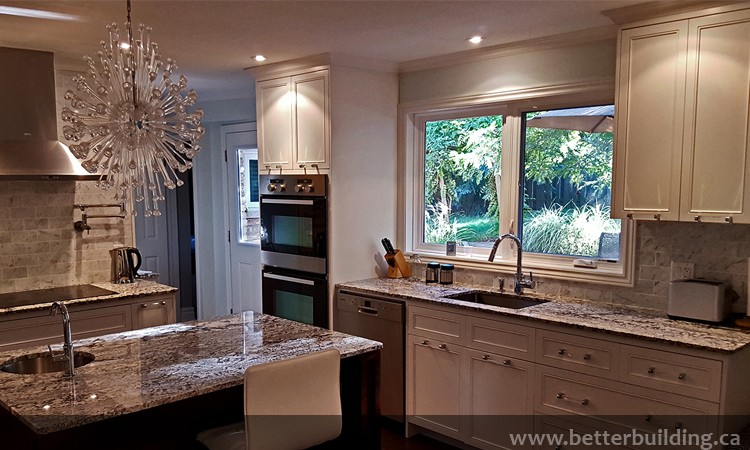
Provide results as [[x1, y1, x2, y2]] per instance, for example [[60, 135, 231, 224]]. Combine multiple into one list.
[[49, 302, 75, 377], [488, 233, 534, 295]]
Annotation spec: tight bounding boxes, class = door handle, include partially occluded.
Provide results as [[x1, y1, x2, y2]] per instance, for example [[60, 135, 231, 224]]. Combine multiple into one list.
[[261, 199, 314, 206], [357, 306, 378, 315], [263, 272, 315, 285]]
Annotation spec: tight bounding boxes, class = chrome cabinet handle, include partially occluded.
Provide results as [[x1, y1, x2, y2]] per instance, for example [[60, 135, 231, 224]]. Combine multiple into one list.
[[438, 344, 447, 350], [557, 393, 589, 406], [502, 359, 511, 365], [481, 355, 489, 360], [142, 301, 167, 308], [421, 340, 429, 345], [558, 348, 566, 355], [648, 367, 655, 374], [646, 415, 682, 429], [583, 354, 591, 360], [678, 373, 686, 380]]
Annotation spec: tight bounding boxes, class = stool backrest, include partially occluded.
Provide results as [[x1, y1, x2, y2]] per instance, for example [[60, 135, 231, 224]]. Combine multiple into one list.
[[243, 348, 342, 450]]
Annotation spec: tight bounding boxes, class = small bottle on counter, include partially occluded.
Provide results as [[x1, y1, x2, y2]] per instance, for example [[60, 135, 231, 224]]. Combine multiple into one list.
[[439, 264, 454, 285], [425, 262, 440, 284]]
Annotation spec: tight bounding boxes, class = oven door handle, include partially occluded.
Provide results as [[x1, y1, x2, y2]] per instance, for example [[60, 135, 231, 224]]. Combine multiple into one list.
[[261, 199, 314, 206], [263, 272, 316, 286]]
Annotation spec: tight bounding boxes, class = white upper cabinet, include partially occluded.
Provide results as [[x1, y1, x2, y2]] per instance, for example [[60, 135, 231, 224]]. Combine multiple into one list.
[[613, 7, 750, 223], [680, 9, 750, 223], [292, 71, 330, 168], [256, 69, 330, 172], [257, 77, 293, 170], [613, 21, 688, 221]]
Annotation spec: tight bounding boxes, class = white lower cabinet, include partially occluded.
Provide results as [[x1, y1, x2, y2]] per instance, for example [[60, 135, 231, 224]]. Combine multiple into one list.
[[406, 303, 747, 450], [462, 348, 535, 450], [408, 334, 463, 439], [0, 293, 177, 352]]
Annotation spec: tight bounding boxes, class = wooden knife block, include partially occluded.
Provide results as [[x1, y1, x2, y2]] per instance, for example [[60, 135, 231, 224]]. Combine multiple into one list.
[[385, 250, 412, 278]]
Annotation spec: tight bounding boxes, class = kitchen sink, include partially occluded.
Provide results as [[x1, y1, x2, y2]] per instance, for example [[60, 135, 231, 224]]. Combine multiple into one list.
[[444, 291, 547, 309], [1, 352, 95, 375]]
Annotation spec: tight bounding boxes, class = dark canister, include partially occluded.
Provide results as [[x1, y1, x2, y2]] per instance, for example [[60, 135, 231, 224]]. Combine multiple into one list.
[[439, 264, 454, 285], [425, 262, 440, 283]]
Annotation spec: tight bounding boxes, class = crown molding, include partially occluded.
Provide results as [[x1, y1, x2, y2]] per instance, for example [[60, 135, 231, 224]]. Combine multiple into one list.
[[398, 25, 617, 74], [246, 52, 398, 81], [602, 1, 744, 26]]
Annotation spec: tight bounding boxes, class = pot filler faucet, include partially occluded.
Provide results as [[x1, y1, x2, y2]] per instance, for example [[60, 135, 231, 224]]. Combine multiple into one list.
[[488, 233, 534, 295], [49, 302, 75, 377]]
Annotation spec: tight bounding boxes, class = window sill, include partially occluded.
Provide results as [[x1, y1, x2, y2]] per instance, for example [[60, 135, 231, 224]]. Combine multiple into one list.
[[405, 250, 634, 287]]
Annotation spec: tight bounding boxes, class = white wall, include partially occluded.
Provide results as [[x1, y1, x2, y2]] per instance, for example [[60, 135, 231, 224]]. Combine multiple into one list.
[[192, 94, 255, 319], [399, 38, 617, 104], [328, 64, 399, 299]]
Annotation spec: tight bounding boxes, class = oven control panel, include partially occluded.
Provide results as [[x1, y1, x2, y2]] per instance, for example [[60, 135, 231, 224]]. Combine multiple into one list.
[[260, 174, 327, 197]]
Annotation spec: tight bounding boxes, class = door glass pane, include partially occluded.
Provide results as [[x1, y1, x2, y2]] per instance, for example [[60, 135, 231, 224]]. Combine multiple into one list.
[[275, 291, 314, 325], [273, 216, 313, 248], [423, 115, 502, 249], [238, 148, 260, 243], [520, 105, 621, 259]]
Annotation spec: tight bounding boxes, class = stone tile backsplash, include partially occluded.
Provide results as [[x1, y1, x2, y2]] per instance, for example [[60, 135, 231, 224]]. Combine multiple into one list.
[[414, 221, 750, 314], [0, 180, 132, 293]]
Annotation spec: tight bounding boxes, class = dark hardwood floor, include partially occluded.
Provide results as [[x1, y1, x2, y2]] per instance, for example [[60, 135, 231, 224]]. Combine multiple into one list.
[[381, 422, 460, 450]]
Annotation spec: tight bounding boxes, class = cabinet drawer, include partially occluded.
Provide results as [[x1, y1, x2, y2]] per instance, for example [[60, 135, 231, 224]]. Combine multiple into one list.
[[536, 329, 620, 380], [536, 367, 719, 437], [619, 345, 722, 402], [467, 315, 534, 361], [408, 305, 464, 344], [534, 414, 637, 450]]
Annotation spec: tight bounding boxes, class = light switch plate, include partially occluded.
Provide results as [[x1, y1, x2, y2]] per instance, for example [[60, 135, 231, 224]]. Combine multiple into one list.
[[670, 262, 695, 281]]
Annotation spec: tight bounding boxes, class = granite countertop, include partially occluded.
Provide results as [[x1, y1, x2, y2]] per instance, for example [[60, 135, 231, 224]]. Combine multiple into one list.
[[0, 280, 178, 316], [0, 312, 382, 434], [336, 277, 750, 354]]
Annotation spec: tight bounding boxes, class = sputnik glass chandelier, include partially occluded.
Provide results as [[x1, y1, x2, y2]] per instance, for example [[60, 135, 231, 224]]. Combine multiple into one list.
[[61, 0, 204, 217]]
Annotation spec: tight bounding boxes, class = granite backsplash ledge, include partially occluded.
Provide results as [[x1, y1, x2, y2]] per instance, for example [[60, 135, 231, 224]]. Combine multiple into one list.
[[411, 221, 750, 314]]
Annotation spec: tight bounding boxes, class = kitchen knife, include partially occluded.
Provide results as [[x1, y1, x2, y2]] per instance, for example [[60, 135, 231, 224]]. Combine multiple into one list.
[[383, 238, 395, 255], [381, 238, 392, 255]]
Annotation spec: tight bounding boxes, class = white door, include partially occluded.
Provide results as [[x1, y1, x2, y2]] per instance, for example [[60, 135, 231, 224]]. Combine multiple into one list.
[[223, 123, 262, 314], [134, 187, 178, 288]]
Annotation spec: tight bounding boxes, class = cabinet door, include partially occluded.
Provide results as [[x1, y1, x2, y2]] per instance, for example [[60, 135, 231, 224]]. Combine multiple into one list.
[[680, 9, 750, 223], [407, 334, 463, 440], [292, 70, 330, 169], [613, 21, 688, 220], [461, 348, 534, 450], [131, 295, 176, 330], [257, 78, 293, 170]]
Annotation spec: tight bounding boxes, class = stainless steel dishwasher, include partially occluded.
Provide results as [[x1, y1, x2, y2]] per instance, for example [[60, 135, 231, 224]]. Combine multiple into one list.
[[336, 290, 405, 423]]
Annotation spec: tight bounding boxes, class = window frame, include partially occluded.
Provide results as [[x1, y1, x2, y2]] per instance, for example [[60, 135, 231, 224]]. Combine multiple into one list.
[[398, 83, 635, 287]]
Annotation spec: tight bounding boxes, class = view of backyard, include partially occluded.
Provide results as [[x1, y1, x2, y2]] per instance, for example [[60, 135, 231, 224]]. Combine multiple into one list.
[[424, 107, 621, 259]]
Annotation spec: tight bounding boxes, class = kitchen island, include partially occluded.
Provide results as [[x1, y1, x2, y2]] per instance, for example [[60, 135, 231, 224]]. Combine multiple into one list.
[[0, 312, 382, 450]]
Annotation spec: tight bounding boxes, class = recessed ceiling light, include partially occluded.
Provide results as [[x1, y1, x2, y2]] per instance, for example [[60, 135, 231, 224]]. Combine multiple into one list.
[[0, 6, 79, 21], [254, 55, 266, 62], [467, 36, 483, 44]]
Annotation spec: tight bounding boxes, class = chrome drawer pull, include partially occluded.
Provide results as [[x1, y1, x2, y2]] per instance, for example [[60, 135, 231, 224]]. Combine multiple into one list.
[[558, 348, 566, 355], [421, 340, 429, 345], [438, 344, 447, 350], [481, 355, 490, 360], [557, 393, 589, 406], [678, 373, 686, 380], [502, 359, 511, 365], [648, 367, 655, 374], [645, 415, 683, 429], [142, 301, 167, 308], [583, 354, 591, 360]]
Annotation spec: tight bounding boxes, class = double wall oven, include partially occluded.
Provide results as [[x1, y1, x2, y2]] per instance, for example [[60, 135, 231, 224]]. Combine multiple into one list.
[[260, 174, 329, 328]]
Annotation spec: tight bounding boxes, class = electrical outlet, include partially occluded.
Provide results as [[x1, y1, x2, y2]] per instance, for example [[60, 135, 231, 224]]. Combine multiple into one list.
[[670, 262, 695, 281]]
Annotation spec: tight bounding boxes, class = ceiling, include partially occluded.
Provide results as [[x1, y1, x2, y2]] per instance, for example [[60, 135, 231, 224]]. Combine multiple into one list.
[[0, 1, 646, 101]]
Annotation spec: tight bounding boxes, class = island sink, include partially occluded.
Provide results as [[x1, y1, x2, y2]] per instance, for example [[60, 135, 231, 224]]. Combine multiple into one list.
[[0, 352, 94, 375], [444, 291, 547, 309]]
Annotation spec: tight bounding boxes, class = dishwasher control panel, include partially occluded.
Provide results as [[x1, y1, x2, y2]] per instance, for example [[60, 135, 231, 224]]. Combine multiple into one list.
[[336, 292, 404, 323]]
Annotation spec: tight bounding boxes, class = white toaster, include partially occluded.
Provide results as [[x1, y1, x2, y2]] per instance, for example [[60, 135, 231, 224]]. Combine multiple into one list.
[[667, 280, 730, 323]]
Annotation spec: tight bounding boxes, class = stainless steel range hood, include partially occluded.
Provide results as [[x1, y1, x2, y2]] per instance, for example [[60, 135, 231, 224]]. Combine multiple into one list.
[[0, 47, 98, 180]]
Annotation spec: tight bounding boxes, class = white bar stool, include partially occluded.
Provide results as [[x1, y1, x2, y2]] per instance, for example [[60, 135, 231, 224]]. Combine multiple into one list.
[[197, 348, 342, 450]]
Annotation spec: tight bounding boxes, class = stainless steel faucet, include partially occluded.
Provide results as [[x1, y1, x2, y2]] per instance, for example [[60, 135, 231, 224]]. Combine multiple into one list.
[[488, 233, 534, 295], [49, 302, 75, 377]]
